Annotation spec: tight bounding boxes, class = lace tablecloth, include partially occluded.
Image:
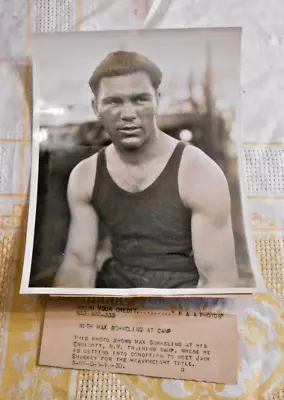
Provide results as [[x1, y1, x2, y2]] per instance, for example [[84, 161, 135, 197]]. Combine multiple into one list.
[[0, 1, 283, 399]]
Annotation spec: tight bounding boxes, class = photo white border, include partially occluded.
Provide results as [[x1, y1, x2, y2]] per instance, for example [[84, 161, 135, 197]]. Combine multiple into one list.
[[20, 28, 266, 296]]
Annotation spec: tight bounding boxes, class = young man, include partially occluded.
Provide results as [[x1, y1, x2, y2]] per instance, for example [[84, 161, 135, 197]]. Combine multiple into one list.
[[54, 50, 240, 289]]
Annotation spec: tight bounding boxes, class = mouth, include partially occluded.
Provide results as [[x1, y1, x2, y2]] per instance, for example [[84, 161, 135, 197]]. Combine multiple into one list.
[[118, 126, 141, 135]]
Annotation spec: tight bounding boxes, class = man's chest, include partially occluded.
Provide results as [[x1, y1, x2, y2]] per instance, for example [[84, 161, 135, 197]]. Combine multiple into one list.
[[106, 158, 166, 193]]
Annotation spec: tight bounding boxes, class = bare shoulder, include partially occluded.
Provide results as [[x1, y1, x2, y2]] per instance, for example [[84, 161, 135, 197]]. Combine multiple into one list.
[[68, 152, 99, 202], [179, 144, 230, 211], [181, 144, 226, 180]]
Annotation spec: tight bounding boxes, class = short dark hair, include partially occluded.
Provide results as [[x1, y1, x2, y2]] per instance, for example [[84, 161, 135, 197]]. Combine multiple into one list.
[[89, 51, 162, 96]]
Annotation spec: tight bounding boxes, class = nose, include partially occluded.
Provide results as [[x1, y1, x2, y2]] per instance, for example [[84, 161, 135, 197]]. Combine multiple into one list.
[[121, 102, 136, 121]]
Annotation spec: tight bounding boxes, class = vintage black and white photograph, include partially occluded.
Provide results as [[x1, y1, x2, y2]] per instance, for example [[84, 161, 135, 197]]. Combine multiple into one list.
[[21, 28, 264, 295]]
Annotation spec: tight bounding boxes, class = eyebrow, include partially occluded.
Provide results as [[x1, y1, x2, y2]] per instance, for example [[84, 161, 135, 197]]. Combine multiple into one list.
[[132, 92, 152, 99], [102, 92, 153, 104], [102, 96, 122, 104]]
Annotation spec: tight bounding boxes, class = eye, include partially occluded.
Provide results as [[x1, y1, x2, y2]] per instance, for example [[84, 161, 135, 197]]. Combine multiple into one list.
[[110, 99, 120, 106], [103, 97, 122, 106], [135, 96, 149, 104]]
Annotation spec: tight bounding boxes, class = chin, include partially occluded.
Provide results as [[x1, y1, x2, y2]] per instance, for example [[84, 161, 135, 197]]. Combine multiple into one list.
[[119, 139, 145, 151], [121, 144, 142, 152]]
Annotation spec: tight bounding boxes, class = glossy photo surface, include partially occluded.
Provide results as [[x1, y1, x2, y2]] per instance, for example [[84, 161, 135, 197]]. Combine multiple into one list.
[[20, 28, 265, 295]]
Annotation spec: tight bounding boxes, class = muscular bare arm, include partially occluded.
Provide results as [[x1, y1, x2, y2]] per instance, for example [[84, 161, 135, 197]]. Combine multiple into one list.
[[180, 146, 240, 288], [54, 157, 99, 288]]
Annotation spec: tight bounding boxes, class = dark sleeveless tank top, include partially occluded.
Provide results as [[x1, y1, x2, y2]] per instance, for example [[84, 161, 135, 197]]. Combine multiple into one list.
[[91, 142, 199, 275]]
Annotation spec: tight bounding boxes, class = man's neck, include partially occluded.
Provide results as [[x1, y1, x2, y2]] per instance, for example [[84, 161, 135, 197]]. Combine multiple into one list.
[[114, 129, 167, 165]]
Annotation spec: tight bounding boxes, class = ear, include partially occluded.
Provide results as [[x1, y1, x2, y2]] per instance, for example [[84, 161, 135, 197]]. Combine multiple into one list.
[[154, 91, 160, 113], [91, 98, 100, 119], [156, 90, 161, 104]]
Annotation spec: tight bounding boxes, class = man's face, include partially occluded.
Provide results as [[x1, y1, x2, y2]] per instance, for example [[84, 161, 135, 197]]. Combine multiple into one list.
[[94, 71, 159, 151]]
